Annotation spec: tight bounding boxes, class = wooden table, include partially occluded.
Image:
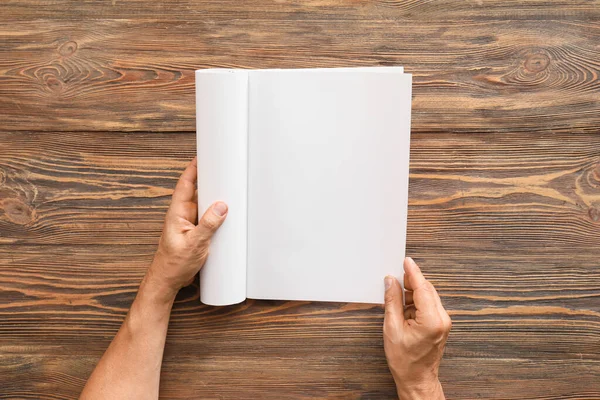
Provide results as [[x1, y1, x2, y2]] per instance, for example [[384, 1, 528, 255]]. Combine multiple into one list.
[[1, 1, 599, 398]]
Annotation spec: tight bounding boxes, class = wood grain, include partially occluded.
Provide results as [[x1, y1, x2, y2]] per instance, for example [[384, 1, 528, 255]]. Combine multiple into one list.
[[1, 130, 599, 398], [1, 0, 600, 398], [1, 246, 599, 360], [4, 0, 600, 21], [1, 131, 599, 250], [1, 6, 599, 132], [2, 354, 599, 399]]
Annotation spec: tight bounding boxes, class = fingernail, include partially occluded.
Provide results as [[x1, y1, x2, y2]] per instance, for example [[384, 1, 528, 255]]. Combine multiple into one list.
[[384, 276, 394, 291], [212, 202, 228, 217]]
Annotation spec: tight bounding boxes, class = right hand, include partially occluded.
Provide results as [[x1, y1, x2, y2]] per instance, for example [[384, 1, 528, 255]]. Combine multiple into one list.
[[383, 257, 451, 400]]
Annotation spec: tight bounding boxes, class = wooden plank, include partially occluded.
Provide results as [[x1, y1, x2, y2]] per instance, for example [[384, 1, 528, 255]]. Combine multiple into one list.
[[1, 353, 599, 399], [1, 130, 599, 398], [0, 131, 191, 245], [2, 0, 599, 21], [1, 131, 599, 249], [1, 245, 599, 360], [1, 15, 599, 132], [2, 1, 600, 395]]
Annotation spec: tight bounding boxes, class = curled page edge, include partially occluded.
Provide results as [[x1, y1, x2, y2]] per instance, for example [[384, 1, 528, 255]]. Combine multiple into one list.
[[196, 69, 248, 306]]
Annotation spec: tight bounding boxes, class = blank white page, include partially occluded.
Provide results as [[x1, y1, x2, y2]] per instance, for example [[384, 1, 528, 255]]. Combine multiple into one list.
[[246, 70, 412, 304], [196, 69, 249, 306]]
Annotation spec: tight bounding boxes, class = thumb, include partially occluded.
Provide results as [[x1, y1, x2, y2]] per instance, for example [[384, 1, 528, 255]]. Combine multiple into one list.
[[384, 275, 405, 326], [194, 201, 228, 240]]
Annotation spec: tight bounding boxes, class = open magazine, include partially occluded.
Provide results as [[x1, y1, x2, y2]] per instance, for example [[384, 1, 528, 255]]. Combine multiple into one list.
[[195, 67, 412, 306]]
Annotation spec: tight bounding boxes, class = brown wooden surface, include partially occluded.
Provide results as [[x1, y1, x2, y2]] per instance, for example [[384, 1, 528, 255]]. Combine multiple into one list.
[[1, 1, 599, 399]]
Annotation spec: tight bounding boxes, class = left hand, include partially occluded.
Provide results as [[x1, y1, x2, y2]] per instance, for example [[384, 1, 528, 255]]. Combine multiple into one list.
[[144, 157, 228, 301]]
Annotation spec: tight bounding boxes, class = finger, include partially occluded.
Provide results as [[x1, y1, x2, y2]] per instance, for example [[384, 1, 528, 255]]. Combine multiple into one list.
[[193, 201, 228, 240], [183, 189, 199, 224], [427, 276, 448, 320], [192, 189, 198, 207], [403, 304, 417, 320], [404, 290, 413, 306], [403, 256, 427, 292], [172, 157, 198, 204], [384, 275, 405, 327], [432, 288, 452, 333], [404, 257, 441, 316]]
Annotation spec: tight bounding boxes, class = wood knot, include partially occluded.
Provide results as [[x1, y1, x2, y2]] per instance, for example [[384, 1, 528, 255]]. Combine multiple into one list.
[[593, 161, 600, 182], [589, 207, 600, 223], [44, 75, 63, 92], [1, 198, 35, 226], [524, 51, 551, 73], [59, 41, 78, 57]]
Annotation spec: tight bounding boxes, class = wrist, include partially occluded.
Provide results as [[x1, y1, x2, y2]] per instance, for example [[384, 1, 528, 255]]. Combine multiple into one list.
[[143, 252, 184, 304], [139, 272, 178, 308], [124, 274, 175, 345], [396, 380, 444, 400]]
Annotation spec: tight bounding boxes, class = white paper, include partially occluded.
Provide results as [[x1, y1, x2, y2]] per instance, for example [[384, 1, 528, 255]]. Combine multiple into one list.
[[246, 69, 412, 304], [195, 69, 248, 305]]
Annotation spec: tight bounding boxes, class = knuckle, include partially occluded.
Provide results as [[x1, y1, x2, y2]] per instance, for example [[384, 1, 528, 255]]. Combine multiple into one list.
[[194, 238, 211, 257], [198, 252, 209, 266], [431, 318, 447, 336], [423, 280, 435, 292], [383, 321, 392, 336], [384, 292, 396, 306], [200, 216, 219, 231], [443, 314, 453, 332], [196, 244, 210, 258], [383, 323, 402, 345]]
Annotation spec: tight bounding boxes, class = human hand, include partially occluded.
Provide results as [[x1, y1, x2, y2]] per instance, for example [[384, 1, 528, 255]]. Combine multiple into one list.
[[383, 257, 451, 400], [144, 157, 228, 302]]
